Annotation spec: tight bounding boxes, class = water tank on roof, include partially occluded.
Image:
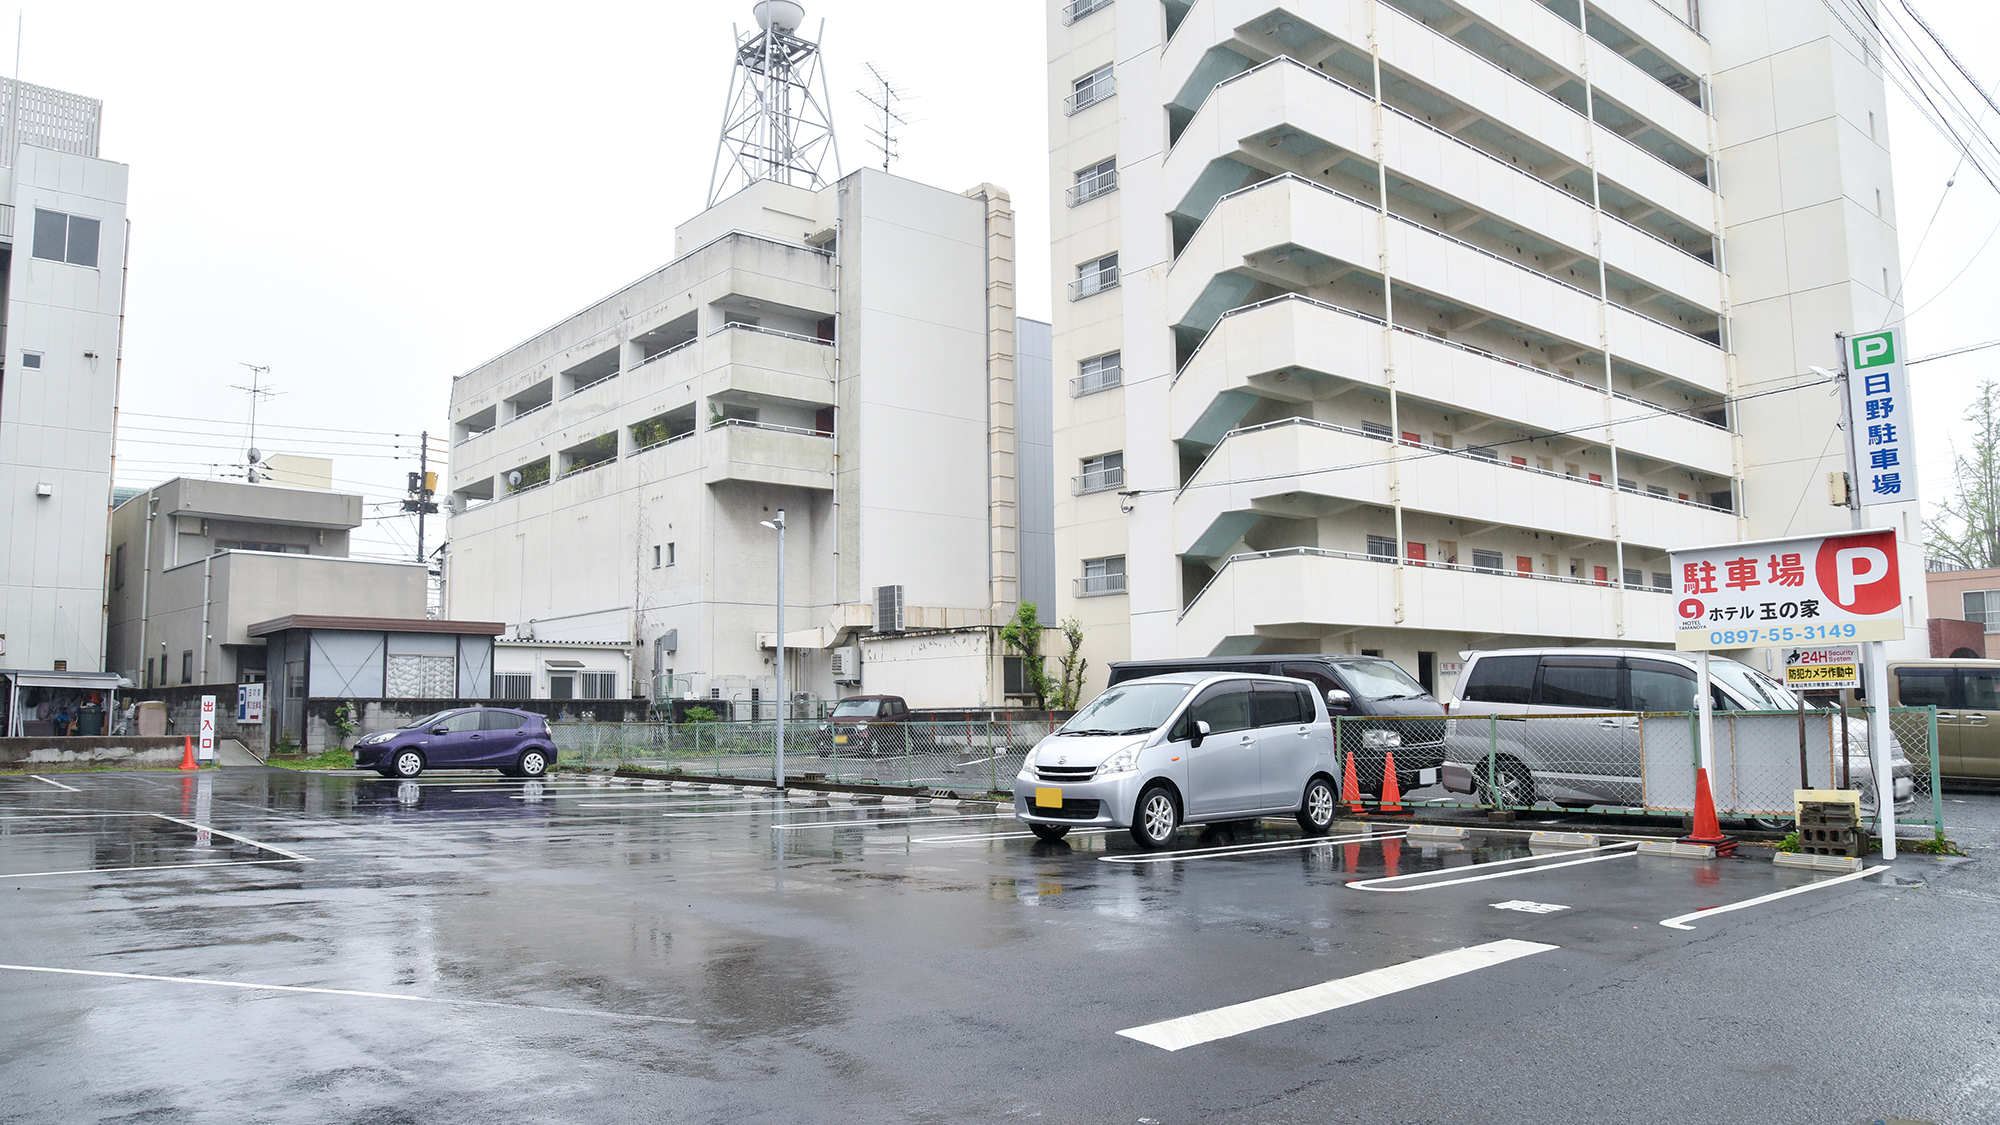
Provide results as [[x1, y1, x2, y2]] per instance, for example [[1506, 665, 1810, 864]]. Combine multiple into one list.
[[754, 0, 805, 33]]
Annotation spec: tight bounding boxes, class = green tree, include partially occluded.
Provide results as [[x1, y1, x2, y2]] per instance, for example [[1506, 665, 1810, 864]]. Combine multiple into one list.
[[1927, 378, 2000, 570], [1052, 616, 1089, 710], [1000, 602, 1051, 709]]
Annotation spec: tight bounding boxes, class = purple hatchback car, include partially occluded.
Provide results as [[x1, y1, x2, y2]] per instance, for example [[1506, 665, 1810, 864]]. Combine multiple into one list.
[[350, 707, 557, 778]]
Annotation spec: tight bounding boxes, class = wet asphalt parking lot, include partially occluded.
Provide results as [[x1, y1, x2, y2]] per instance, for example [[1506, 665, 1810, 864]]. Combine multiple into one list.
[[3, 768, 1999, 1125]]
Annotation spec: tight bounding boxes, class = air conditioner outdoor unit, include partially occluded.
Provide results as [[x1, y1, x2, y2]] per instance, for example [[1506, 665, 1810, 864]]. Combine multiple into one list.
[[830, 646, 861, 684], [873, 585, 905, 634]]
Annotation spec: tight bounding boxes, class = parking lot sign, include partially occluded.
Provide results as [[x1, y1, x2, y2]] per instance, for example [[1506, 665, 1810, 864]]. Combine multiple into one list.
[[1781, 645, 1861, 690], [1670, 528, 1904, 651], [1843, 328, 1911, 508]]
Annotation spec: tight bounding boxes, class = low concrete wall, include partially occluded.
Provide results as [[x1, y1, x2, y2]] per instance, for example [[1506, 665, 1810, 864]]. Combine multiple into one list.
[[0, 736, 189, 767]]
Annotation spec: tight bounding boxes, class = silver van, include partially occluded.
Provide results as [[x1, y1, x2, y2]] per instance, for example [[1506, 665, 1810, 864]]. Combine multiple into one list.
[[1013, 672, 1340, 849], [1446, 647, 1913, 814]]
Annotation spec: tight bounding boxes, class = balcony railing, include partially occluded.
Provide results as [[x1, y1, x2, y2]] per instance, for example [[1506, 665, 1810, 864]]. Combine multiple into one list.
[[509, 399, 553, 422], [1066, 167, 1119, 207], [1062, 0, 1111, 25], [708, 417, 831, 438], [628, 336, 698, 375], [1063, 71, 1115, 116], [708, 321, 833, 346], [1069, 263, 1119, 301], [1071, 365, 1123, 396], [1072, 467, 1124, 495], [1075, 572, 1127, 596]]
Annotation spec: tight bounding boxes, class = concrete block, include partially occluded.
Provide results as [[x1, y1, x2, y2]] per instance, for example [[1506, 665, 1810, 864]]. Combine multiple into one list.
[[1334, 820, 1373, 834], [1637, 840, 1718, 860], [1529, 831, 1599, 850], [641, 780, 666, 789], [1407, 824, 1471, 841], [1774, 851, 1864, 873], [842, 794, 885, 806]]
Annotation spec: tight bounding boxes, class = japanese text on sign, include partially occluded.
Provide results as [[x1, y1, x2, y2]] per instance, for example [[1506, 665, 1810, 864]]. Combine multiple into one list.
[[1782, 645, 1860, 690], [1846, 329, 1912, 508], [1670, 529, 1904, 651]]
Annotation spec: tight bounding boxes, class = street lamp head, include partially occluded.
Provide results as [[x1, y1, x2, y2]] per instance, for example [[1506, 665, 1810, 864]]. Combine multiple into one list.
[[760, 509, 786, 531]]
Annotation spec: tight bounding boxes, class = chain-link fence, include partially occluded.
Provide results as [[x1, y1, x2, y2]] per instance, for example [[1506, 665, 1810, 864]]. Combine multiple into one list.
[[1338, 706, 1941, 832], [550, 716, 1065, 794]]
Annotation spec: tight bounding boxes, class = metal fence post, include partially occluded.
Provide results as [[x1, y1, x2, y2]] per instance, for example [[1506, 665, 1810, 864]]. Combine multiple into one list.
[[1486, 716, 1498, 808], [1927, 705, 1944, 833]]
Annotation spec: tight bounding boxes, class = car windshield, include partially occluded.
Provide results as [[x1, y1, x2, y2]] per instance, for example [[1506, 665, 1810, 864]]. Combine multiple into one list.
[[1710, 659, 1799, 710], [1340, 659, 1430, 701], [402, 710, 458, 730], [1060, 682, 1194, 735], [831, 700, 884, 718]]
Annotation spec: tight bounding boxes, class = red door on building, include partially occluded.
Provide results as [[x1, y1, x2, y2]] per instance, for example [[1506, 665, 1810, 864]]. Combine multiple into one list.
[[1407, 542, 1427, 567]]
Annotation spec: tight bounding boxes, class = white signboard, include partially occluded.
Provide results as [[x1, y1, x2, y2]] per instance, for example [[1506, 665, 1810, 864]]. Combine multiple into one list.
[[198, 695, 217, 762], [1845, 328, 1911, 508], [1671, 528, 1904, 651], [237, 683, 265, 724], [1782, 645, 1861, 691]]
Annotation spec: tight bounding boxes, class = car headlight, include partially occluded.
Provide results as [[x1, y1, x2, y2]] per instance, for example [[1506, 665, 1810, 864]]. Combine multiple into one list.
[[1095, 743, 1142, 778], [854, 722, 868, 732], [1362, 729, 1402, 750]]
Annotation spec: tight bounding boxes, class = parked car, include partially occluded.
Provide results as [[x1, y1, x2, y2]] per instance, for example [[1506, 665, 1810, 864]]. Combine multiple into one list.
[[350, 707, 558, 778], [1013, 672, 1341, 849], [1851, 658, 2000, 786], [814, 695, 912, 756], [1107, 654, 1446, 796], [1445, 648, 1913, 815]]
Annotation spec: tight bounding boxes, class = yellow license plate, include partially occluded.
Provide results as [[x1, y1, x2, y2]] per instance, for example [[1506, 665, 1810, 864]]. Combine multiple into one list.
[[833, 734, 848, 745], [1035, 787, 1064, 809]]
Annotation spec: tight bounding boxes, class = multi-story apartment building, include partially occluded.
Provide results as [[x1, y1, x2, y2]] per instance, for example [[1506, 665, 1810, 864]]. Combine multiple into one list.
[[1048, 0, 1925, 696], [0, 80, 130, 671], [444, 171, 1051, 708]]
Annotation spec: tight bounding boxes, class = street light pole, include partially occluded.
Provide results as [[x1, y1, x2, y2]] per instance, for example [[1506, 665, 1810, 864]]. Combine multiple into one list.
[[761, 509, 787, 791]]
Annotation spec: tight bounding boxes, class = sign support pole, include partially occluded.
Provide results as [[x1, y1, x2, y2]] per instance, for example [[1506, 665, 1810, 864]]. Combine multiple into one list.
[[1867, 640, 1896, 859], [1695, 651, 1713, 774]]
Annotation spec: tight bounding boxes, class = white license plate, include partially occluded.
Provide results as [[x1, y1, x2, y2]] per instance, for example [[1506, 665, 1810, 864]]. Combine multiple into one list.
[[1418, 768, 1439, 786]]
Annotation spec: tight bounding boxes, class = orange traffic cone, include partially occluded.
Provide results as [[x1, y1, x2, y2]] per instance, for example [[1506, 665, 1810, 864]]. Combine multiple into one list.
[[1679, 767, 1737, 855], [178, 735, 197, 771], [1378, 750, 1411, 817], [1341, 750, 1363, 814]]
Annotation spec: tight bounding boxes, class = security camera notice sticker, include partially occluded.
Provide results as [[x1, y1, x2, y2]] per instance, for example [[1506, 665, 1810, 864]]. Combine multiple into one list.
[[1782, 645, 1861, 691], [1669, 528, 1905, 651]]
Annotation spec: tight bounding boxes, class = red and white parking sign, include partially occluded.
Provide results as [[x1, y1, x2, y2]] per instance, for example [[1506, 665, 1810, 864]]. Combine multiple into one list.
[[1669, 528, 1904, 651]]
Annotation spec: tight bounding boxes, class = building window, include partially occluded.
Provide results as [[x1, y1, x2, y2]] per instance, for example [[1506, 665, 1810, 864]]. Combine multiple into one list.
[[144, 657, 153, 690], [550, 674, 574, 700], [494, 673, 532, 699], [1653, 572, 1671, 591], [1471, 549, 1503, 573], [653, 545, 662, 569], [1077, 555, 1127, 596], [1004, 655, 1028, 695], [664, 542, 675, 567], [1623, 568, 1643, 588], [33, 208, 101, 267], [21, 351, 42, 369], [1064, 64, 1115, 115], [1361, 421, 1392, 441], [1075, 451, 1124, 494], [216, 539, 307, 554], [580, 672, 617, 699], [181, 650, 193, 685], [1070, 253, 1119, 300], [1366, 535, 1397, 560], [1067, 157, 1118, 206], [1965, 591, 2000, 633], [114, 544, 126, 589], [1073, 351, 1122, 396], [1061, 0, 1112, 25]]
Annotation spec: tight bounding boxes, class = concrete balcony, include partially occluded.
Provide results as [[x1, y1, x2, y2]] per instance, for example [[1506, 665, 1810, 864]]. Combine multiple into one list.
[[1176, 548, 1674, 649], [700, 323, 836, 407], [701, 420, 833, 491], [1174, 419, 1734, 558], [1594, 0, 1709, 91], [1171, 296, 1732, 475]]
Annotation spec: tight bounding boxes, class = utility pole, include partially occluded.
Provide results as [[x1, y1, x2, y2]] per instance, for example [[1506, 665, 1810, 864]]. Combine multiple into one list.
[[403, 430, 439, 562]]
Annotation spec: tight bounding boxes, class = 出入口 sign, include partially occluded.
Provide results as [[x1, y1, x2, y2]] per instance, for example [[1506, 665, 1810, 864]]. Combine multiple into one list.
[[1670, 528, 1904, 651]]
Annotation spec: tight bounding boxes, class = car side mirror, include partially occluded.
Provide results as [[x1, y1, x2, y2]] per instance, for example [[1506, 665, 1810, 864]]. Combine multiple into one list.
[[1326, 689, 1353, 713], [432, 726, 450, 736], [1189, 719, 1211, 748]]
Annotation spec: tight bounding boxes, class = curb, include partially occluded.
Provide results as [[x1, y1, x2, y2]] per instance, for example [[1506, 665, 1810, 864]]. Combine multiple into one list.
[[1773, 851, 1864, 872]]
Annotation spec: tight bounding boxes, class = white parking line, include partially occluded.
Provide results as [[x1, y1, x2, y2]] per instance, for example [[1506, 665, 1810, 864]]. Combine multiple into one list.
[[0, 963, 694, 1024], [1658, 865, 1882, 930], [1099, 830, 1410, 865], [2, 860, 305, 879], [771, 813, 1015, 831], [149, 813, 313, 862], [908, 828, 1115, 844], [1117, 939, 1558, 1051], [27, 776, 81, 792], [1347, 842, 1638, 893]]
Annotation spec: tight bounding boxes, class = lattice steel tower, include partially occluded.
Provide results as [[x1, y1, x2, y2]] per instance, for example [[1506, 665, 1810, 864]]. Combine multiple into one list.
[[708, 1, 841, 206]]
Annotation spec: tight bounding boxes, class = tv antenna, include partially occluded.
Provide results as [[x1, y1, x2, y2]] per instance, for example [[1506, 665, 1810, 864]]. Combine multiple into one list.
[[230, 363, 282, 482], [857, 63, 913, 172], [709, 1, 843, 206]]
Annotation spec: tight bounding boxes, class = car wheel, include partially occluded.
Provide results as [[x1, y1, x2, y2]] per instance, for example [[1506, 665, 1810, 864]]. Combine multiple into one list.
[[1743, 815, 1787, 832], [1029, 823, 1070, 842], [390, 750, 425, 779], [1130, 785, 1180, 850], [517, 749, 549, 778], [1475, 757, 1534, 807], [1296, 775, 1337, 836]]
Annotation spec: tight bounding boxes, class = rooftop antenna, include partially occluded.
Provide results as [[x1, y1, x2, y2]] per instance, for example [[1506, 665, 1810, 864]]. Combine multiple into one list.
[[231, 363, 280, 482], [708, 0, 842, 206], [857, 63, 913, 172]]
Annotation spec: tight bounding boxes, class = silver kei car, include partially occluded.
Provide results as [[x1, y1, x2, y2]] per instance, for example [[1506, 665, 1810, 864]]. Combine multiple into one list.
[[1013, 672, 1342, 849]]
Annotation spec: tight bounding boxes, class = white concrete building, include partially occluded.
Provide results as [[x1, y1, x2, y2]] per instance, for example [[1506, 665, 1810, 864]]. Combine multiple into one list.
[[1047, 0, 1926, 696], [0, 80, 129, 672], [444, 170, 1054, 710]]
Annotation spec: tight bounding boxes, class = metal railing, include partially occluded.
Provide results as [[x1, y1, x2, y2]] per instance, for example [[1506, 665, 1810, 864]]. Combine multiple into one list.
[[1071, 365, 1123, 396], [628, 336, 698, 375], [1069, 262, 1119, 301], [1063, 70, 1115, 116], [1066, 167, 1119, 206], [1061, 0, 1111, 25], [708, 321, 833, 347], [509, 399, 553, 422], [1072, 467, 1124, 494], [631, 427, 697, 455], [708, 417, 832, 439], [1074, 572, 1127, 596]]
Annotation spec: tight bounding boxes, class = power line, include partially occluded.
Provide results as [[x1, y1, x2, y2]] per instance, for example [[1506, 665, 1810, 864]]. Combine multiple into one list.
[[1909, 337, 2000, 365]]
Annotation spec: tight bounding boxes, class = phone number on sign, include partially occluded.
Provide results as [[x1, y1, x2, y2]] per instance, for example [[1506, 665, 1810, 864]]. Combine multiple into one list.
[[1707, 624, 1859, 645]]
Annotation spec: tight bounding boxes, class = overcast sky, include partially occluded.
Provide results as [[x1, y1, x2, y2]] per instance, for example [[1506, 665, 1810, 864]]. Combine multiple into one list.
[[21, 0, 2000, 564]]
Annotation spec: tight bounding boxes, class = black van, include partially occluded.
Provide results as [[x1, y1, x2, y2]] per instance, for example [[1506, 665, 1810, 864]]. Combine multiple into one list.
[[1106, 655, 1446, 797]]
